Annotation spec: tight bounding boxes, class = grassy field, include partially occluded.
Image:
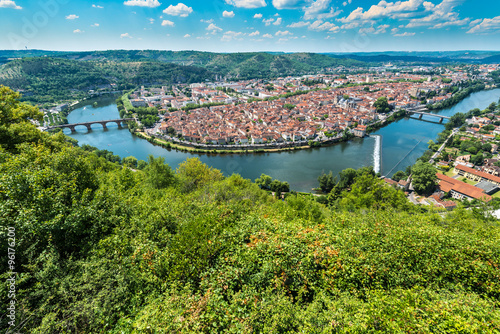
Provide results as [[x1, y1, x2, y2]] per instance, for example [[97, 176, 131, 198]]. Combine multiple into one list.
[[445, 169, 457, 177], [121, 92, 134, 110], [458, 176, 478, 185]]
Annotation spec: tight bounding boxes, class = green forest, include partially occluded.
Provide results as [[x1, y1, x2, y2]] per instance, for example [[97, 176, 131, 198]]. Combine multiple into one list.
[[1, 85, 500, 333], [0, 51, 368, 104], [0, 57, 214, 104]]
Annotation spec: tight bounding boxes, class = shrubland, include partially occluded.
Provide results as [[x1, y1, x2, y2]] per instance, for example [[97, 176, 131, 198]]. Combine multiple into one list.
[[1, 86, 499, 333]]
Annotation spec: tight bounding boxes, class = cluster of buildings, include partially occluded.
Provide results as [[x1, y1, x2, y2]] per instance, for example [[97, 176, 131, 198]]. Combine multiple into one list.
[[393, 110, 500, 208], [127, 69, 479, 146]]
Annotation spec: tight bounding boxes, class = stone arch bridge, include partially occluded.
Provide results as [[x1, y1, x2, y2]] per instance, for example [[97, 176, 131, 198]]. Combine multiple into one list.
[[45, 118, 134, 132]]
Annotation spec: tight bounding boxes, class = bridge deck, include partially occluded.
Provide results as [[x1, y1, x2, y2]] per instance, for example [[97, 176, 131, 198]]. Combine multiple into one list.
[[408, 111, 450, 120], [46, 118, 134, 130]]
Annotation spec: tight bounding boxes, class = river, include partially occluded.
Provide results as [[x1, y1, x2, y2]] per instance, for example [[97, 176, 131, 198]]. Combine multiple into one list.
[[65, 89, 500, 192]]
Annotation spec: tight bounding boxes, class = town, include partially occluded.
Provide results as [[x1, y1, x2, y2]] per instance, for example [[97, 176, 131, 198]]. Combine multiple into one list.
[[120, 63, 500, 212], [117, 64, 497, 150], [36, 62, 500, 212]]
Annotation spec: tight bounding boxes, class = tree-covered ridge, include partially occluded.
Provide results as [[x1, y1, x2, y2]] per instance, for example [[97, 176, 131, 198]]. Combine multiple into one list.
[[0, 57, 214, 103], [1, 86, 500, 333], [0, 51, 368, 103]]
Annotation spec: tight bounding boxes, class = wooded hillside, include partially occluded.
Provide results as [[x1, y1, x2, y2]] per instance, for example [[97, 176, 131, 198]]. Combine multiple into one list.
[[1, 86, 499, 333]]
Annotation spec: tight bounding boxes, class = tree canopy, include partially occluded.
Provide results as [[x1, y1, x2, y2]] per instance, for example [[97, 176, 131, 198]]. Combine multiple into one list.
[[411, 161, 438, 195], [1, 86, 500, 333], [374, 96, 391, 113]]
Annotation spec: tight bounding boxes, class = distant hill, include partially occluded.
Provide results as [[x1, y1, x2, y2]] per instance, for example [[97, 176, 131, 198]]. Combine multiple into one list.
[[0, 51, 368, 102], [325, 50, 500, 64], [53, 50, 368, 78], [0, 57, 214, 103], [2, 49, 498, 103], [331, 54, 454, 64], [481, 54, 500, 64]]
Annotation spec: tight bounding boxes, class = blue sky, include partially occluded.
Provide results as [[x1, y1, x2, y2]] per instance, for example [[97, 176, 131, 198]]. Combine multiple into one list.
[[0, 0, 499, 52]]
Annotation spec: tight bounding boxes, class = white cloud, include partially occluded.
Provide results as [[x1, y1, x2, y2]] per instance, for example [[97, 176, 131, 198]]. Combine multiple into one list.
[[273, 17, 282, 25], [467, 16, 500, 34], [359, 24, 389, 34], [225, 0, 267, 8], [272, 0, 301, 10], [263, 18, 274, 25], [206, 23, 223, 34], [393, 31, 415, 36], [391, 27, 399, 33], [342, 0, 352, 6], [253, 13, 263, 18], [120, 33, 133, 38], [200, 19, 214, 23], [287, 21, 310, 28], [123, 0, 161, 7], [91, 23, 100, 27], [161, 19, 175, 26], [0, 0, 22, 9], [263, 33, 273, 38], [163, 3, 193, 17], [340, 21, 360, 29], [406, 0, 465, 28], [276, 30, 292, 36], [184, 34, 191, 38], [73, 29, 84, 33], [469, 19, 482, 26], [221, 31, 244, 41], [308, 19, 338, 31], [223, 10, 235, 18], [149, 18, 155, 24], [66, 14, 79, 20], [92, 4, 104, 9], [431, 17, 469, 29], [249, 30, 260, 36], [340, 0, 424, 24], [303, 0, 342, 20]]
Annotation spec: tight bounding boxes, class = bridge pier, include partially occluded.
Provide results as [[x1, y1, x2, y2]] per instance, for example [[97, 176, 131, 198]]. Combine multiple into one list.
[[419, 114, 423, 119], [44, 118, 133, 132], [439, 117, 443, 123]]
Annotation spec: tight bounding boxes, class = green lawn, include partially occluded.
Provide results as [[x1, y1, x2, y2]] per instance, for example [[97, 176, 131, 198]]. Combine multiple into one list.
[[458, 177, 478, 186], [445, 169, 457, 178]]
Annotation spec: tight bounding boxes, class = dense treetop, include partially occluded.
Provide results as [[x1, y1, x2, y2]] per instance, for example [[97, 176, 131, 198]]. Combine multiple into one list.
[[1, 86, 500, 333]]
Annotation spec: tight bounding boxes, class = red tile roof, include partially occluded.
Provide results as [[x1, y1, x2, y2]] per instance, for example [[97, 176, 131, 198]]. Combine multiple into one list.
[[455, 164, 500, 183], [436, 173, 492, 202]]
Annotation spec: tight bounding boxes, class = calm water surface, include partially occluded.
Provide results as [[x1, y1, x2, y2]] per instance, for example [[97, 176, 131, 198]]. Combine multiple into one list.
[[66, 89, 500, 192]]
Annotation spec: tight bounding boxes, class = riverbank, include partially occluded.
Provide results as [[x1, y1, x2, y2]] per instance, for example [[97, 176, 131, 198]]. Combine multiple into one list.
[[366, 109, 408, 134], [135, 131, 343, 154]]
